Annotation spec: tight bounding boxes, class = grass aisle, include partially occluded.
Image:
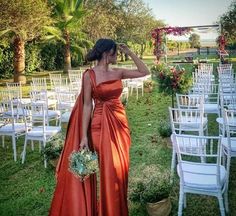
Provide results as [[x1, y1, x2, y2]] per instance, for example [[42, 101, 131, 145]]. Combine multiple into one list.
[[1, 88, 236, 215], [1, 56, 236, 215]]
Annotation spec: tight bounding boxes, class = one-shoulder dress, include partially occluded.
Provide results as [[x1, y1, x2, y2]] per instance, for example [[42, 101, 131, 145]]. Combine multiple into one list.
[[49, 69, 131, 216]]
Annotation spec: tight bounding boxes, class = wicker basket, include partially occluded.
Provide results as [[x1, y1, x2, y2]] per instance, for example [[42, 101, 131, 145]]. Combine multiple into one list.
[[144, 86, 153, 93], [146, 197, 171, 216]]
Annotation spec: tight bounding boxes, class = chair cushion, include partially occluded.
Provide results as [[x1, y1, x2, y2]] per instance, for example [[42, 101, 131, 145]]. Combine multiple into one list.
[[31, 99, 57, 107], [204, 104, 219, 113], [227, 104, 236, 110], [61, 111, 71, 123], [221, 137, 236, 152], [58, 102, 75, 110], [179, 117, 207, 130], [177, 162, 226, 190], [27, 126, 61, 138], [0, 123, 26, 133], [32, 110, 61, 119], [4, 108, 31, 117]]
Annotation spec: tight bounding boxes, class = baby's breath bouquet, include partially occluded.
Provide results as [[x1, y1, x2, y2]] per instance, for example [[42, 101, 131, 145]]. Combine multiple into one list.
[[68, 149, 99, 181]]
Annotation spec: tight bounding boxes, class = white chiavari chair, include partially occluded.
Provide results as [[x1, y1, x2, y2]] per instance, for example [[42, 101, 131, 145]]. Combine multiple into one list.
[[171, 133, 229, 216], [21, 103, 61, 167]]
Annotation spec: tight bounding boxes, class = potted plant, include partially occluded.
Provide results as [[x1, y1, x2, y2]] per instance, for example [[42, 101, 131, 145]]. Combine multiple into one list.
[[42, 133, 64, 168], [129, 165, 172, 216], [144, 80, 155, 93]]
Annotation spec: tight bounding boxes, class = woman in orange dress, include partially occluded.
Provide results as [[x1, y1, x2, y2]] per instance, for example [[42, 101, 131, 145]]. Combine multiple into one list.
[[49, 39, 149, 216]]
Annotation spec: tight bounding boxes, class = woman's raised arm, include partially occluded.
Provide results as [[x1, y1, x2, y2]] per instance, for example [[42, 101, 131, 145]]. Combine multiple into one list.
[[116, 44, 150, 79]]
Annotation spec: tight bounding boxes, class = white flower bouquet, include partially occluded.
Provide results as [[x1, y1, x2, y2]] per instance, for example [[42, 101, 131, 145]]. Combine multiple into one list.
[[68, 149, 99, 181]]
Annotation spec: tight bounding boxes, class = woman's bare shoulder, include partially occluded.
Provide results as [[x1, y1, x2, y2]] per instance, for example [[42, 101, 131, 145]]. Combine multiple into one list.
[[110, 67, 123, 78], [82, 69, 92, 83]]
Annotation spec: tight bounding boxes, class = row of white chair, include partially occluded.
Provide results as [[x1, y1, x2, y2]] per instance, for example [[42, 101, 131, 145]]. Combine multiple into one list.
[[0, 99, 61, 167], [169, 63, 235, 215]]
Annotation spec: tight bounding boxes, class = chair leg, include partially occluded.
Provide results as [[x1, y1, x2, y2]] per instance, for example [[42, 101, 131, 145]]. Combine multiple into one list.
[[184, 193, 187, 209], [224, 189, 229, 213], [222, 150, 226, 167], [219, 124, 223, 136], [170, 149, 176, 181], [44, 155, 47, 168], [43, 141, 47, 168], [200, 156, 206, 163], [58, 115, 62, 127], [205, 126, 208, 136], [2, 135, 5, 148], [39, 141, 42, 152], [178, 187, 184, 216], [31, 140, 34, 151], [217, 193, 225, 216], [12, 135, 17, 162], [22, 138, 28, 164]]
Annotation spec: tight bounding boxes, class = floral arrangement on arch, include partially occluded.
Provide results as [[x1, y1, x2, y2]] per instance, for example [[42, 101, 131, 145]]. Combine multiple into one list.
[[217, 35, 226, 51], [151, 27, 192, 61]]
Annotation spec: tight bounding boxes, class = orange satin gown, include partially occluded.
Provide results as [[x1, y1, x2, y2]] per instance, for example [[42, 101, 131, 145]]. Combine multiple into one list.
[[49, 69, 131, 216]]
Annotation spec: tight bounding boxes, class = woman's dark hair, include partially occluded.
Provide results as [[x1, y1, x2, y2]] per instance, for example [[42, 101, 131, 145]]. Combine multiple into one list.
[[86, 38, 117, 62]]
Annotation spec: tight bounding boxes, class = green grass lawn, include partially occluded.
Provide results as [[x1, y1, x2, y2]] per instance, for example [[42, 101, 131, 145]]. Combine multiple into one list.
[[1, 54, 236, 215]]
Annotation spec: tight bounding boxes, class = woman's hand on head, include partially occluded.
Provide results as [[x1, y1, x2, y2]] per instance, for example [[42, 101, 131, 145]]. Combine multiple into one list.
[[118, 43, 131, 55]]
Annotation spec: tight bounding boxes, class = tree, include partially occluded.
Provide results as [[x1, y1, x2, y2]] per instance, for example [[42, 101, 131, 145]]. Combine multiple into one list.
[[220, 0, 236, 44], [47, 0, 89, 73], [133, 16, 164, 59], [82, 0, 164, 60], [115, 0, 164, 59], [0, 0, 52, 83], [82, 0, 122, 41], [189, 33, 200, 48]]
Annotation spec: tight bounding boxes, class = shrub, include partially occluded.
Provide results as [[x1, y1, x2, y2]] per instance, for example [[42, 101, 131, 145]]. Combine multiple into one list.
[[129, 165, 172, 203], [42, 133, 64, 161], [0, 43, 41, 78], [25, 43, 41, 74], [0, 45, 14, 78], [158, 122, 172, 138], [40, 43, 64, 71]]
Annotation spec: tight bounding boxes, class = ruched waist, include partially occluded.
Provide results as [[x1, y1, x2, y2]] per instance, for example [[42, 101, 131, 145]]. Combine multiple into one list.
[[94, 98, 123, 108], [92, 98, 126, 131]]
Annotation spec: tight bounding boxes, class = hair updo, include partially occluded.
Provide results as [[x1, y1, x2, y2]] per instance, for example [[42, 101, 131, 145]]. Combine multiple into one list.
[[86, 38, 117, 62]]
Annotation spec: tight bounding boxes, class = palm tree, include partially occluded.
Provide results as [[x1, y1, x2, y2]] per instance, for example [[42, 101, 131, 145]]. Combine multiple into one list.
[[48, 0, 89, 73], [0, 0, 52, 84]]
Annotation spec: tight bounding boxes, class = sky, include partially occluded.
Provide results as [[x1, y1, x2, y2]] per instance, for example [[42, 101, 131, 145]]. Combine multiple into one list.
[[145, 0, 233, 40]]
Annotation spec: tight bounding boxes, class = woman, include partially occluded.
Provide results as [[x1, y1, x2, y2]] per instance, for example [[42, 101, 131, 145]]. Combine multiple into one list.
[[49, 38, 149, 216]]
